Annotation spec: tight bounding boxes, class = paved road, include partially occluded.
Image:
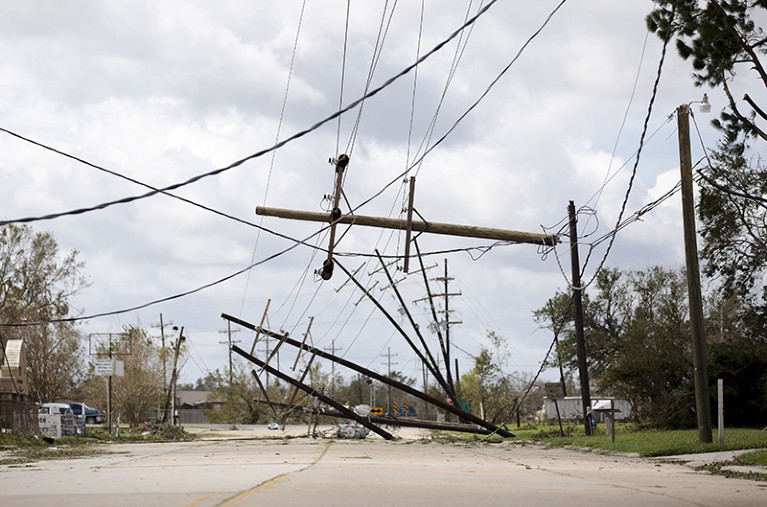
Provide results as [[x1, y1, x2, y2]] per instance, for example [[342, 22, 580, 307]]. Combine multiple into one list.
[[2, 435, 766, 507]]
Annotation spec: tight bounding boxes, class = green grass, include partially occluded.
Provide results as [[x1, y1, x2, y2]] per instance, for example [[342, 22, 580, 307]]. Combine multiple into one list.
[[0, 433, 108, 465], [0, 424, 195, 465], [510, 423, 767, 457], [735, 449, 767, 466]]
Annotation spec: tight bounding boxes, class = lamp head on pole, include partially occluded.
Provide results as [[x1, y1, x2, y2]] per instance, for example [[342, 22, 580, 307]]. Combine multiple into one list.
[[698, 93, 711, 113]]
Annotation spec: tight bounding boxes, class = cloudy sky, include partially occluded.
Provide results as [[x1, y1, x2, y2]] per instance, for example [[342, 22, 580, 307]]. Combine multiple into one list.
[[0, 1, 726, 389]]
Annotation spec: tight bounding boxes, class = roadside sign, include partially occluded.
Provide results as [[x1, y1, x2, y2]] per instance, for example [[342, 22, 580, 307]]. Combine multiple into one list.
[[95, 360, 113, 376], [544, 382, 564, 399], [370, 407, 383, 415], [94, 359, 125, 377]]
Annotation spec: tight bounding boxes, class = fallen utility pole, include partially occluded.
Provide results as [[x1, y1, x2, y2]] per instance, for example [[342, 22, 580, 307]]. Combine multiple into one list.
[[334, 260, 453, 396], [232, 345, 395, 440], [222, 313, 514, 438], [256, 206, 557, 246], [320, 411, 502, 436]]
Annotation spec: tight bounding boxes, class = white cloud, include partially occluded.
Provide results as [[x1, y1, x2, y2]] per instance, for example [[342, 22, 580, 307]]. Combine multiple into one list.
[[0, 1, 726, 385]]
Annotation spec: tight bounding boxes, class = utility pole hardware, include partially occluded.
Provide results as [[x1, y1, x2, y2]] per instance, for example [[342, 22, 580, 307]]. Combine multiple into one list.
[[317, 154, 350, 280]]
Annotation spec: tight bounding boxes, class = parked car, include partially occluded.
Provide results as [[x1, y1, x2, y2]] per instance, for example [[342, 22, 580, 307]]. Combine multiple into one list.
[[64, 402, 104, 424], [40, 402, 75, 416]]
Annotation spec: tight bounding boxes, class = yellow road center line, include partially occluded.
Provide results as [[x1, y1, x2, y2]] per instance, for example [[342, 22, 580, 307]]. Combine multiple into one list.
[[215, 441, 333, 507]]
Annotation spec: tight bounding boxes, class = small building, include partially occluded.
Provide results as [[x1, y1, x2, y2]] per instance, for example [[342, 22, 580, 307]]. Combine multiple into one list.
[[543, 396, 631, 422], [0, 339, 37, 432], [0, 339, 27, 395], [176, 390, 223, 424]]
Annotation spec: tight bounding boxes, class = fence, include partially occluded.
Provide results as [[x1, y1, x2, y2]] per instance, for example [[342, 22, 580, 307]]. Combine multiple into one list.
[[0, 394, 38, 433]]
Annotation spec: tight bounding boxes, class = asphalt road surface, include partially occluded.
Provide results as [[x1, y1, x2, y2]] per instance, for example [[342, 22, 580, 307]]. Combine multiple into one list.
[[2, 430, 766, 506]]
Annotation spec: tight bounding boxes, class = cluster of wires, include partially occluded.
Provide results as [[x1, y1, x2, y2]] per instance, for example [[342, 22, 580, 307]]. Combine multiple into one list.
[[4, 1, 705, 420]]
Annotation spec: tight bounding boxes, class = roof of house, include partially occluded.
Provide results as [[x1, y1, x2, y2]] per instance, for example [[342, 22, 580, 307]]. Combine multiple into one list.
[[177, 390, 212, 407]]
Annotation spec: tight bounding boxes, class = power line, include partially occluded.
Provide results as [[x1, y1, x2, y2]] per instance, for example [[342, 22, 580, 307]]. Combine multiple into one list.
[[0, 0, 567, 327], [0, 0, 504, 228], [0, 125, 322, 250], [543, 10, 675, 291]]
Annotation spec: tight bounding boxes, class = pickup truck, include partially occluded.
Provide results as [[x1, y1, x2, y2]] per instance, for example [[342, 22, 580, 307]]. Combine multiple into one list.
[[65, 402, 104, 424]]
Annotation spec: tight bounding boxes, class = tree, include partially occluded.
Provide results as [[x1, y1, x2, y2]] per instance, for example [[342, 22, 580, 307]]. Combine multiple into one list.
[[647, 2, 767, 303], [458, 331, 520, 424], [536, 266, 697, 427], [647, 1, 767, 149], [112, 326, 164, 427], [705, 290, 767, 427], [697, 145, 767, 300], [0, 224, 89, 401], [206, 361, 286, 424]]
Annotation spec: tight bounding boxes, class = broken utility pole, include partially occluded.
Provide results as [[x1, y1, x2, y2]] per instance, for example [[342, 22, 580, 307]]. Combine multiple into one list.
[[222, 313, 514, 438], [257, 205, 557, 247], [317, 154, 350, 280]]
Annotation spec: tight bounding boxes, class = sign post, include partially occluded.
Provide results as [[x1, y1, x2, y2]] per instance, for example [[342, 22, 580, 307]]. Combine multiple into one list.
[[544, 382, 565, 436], [89, 334, 130, 435]]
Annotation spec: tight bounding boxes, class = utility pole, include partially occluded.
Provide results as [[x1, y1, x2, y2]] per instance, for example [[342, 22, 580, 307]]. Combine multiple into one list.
[[162, 327, 185, 425], [437, 259, 463, 387], [568, 201, 592, 436], [151, 314, 175, 420], [425, 259, 462, 401], [219, 321, 241, 384], [257, 206, 557, 246], [677, 103, 713, 443], [317, 154, 350, 280], [382, 347, 398, 414], [324, 339, 342, 396]]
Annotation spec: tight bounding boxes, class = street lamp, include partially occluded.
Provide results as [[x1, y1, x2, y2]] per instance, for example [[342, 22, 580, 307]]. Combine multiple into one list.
[[698, 93, 711, 113], [677, 94, 712, 443]]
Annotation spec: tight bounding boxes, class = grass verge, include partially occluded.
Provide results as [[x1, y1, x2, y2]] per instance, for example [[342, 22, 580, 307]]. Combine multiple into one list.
[[0, 423, 195, 465]]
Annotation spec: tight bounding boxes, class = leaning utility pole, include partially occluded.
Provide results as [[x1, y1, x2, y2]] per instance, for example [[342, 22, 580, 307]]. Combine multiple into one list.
[[151, 314, 174, 418], [677, 103, 712, 443], [161, 327, 185, 425], [568, 201, 592, 436], [219, 320, 241, 384]]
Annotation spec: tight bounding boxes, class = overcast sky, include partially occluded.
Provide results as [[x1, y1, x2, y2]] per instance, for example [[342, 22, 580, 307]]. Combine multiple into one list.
[[0, 1, 727, 389]]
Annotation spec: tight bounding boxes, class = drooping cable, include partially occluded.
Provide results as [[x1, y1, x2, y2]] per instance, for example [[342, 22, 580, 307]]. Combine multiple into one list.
[[336, 0, 351, 158], [412, 0, 480, 176], [1, 0, 503, 228], [345, 0, 398, 157], [566, 4, 674, 291], [3, 0, 565, 327], [239, 0, 308, 318]]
